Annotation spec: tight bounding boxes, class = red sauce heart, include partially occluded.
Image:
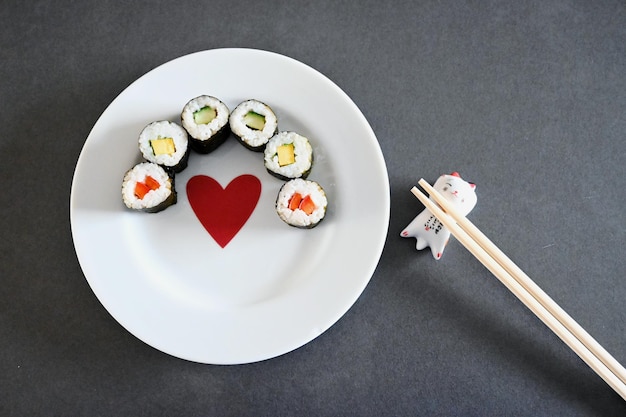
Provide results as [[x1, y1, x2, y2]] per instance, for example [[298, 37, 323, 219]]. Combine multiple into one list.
[[186, 174, 262, 248]]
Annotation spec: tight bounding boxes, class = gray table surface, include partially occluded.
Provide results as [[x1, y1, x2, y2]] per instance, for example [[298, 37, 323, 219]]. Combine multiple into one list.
[[2, 0, 626, 415]]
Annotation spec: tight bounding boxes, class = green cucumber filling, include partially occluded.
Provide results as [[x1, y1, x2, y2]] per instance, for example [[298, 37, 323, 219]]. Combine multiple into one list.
[[243, 111, 266, 130], [193, 106, 217, 124]]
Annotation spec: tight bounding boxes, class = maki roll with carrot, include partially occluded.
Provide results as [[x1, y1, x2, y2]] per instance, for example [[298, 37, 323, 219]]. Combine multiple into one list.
[[181, 95, 231, 154], [276, 179, 327, 228], [122, 162, 177, 213], [229, 99, 278, 151], [264, 131, 313, 180], [138, 120, 189, 173]]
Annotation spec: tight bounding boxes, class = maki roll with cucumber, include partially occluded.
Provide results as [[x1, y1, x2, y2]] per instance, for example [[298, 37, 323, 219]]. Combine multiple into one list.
[[181, 95, 231, 154], [229, 99, 278, 151], [264, 131, 313, 180], [122, 162, 177, 213], [276, 179, 327, 228], [138, 120, 189, 173]]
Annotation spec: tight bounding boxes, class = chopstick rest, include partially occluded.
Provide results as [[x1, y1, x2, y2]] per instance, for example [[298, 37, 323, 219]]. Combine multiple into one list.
[[410, 178, 626, 401], [400, 172, 476, 259]]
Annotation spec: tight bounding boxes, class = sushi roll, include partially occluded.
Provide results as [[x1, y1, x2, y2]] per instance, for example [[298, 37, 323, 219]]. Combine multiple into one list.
[[122, 162, 177, 213], [276, 179, 327, 228], [229, 99, 278, 151], [264, 131, 313, 180], [138, 120, 189, 173], [181, 95, 231, 154]]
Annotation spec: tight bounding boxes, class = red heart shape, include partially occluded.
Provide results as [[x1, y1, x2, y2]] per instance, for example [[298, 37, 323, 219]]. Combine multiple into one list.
[[187, 174, 262, 248]]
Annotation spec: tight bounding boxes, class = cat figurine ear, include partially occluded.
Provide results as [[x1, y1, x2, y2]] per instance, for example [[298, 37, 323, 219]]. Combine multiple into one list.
[[400, 172, 477, 259]]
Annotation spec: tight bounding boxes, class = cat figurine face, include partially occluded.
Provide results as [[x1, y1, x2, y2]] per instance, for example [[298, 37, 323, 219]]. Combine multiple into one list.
[[400, 172, 477, 260]]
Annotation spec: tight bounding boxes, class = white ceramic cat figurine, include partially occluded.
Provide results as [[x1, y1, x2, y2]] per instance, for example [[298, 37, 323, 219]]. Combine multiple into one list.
[[401, 172, 477, 260]]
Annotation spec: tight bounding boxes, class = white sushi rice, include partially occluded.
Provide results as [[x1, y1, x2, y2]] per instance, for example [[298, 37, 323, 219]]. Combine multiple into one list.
[[122, 162, 173, 210], [276, 179, 327, 227], [229, 99, 278, 148], [264, 131, 313, 179], [138, 121, 188, 167], [180, 95, 230, 140]]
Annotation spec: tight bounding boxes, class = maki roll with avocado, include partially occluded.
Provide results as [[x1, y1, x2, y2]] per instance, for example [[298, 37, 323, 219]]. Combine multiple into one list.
[[276, 179, 327, 228], [122, 162, 177, 213], [264, 131, 313, 180], [138, 120, 189, 173], [181, 95, 231, 154], [229, 99, 278, 151]]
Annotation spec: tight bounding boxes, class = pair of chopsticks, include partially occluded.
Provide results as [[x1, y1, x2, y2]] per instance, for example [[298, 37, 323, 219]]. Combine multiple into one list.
[[412, 179, 626, 400]]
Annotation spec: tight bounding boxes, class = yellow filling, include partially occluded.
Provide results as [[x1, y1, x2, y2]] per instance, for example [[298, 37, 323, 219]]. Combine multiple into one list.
[[150, 137, 176, 156], [277, 143, 295, 166]]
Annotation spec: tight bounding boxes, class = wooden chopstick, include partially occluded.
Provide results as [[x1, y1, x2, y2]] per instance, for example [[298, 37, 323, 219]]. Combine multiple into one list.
[[411, 181, 626, 400], [417, 179, 626, 385]]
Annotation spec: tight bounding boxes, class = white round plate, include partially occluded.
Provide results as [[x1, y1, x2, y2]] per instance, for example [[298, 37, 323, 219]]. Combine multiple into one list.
[[70, 48, 389, 364]]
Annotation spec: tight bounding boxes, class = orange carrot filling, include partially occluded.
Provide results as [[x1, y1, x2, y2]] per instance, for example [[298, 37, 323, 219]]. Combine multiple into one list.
[[299, 195, 316, 215], [134, 175, 160, 199], [143, 175, 160, 191], [288, 193, 303, 210], [288, 192, 316, 214]]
